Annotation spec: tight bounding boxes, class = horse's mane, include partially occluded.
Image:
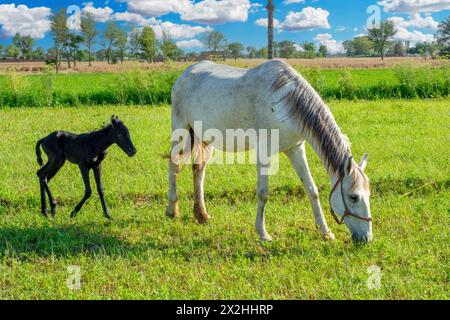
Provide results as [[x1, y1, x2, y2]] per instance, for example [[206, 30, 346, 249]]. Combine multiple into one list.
[[270, 60, 351, 176]]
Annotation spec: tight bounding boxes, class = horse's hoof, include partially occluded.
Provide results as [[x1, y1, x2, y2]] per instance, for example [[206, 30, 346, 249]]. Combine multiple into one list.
[[166, 204, 179, 219], [322, 231, 335, 241], [260, 234, 273, 242], [70, 211, 77, 218], [195, 213, 210, 224]]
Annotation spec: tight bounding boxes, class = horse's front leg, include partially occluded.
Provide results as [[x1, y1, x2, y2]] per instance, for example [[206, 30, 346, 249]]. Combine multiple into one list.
[[284, 144, 335, 240], [256, 163, 272, 241], [71, 166, 92, 218], [93, 164, 111, 219]]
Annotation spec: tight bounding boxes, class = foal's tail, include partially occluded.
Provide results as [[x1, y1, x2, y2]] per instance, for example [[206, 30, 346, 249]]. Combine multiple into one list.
[[36, 138, 45, 167]]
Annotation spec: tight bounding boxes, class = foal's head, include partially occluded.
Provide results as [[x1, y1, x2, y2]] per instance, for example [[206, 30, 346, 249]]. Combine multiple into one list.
[[110, 116, 137, 157], [330, 154, 372, 244]]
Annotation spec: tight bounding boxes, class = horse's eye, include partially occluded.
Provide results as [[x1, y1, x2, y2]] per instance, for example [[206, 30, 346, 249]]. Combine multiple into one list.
[[349, 194, 359, 203]]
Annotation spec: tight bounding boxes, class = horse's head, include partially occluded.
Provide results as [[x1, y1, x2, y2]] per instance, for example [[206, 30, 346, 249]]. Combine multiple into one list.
[[330, 154, 372, 244], [111, 115, 137, 157]]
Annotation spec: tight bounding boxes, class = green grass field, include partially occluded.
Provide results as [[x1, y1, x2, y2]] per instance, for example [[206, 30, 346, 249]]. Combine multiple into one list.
[[0, 99, 448, 299], [0, 65, 449, 108]]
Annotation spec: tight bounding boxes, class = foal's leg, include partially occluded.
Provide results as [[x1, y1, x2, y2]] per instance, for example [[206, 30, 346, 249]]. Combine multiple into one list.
[[192, 144, 213, 223], [256, 163, 272, 241], [93, 164, 112, 219], [284, 144, 335, 240], [70, 166, 92, 218], [37, 166, 49, 217], [45, 158, 65, 216]]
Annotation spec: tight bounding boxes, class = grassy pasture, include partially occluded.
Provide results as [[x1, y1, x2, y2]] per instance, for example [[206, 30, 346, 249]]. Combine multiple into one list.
[[0, 63, 449, 108], [0, 99, 448, 299]]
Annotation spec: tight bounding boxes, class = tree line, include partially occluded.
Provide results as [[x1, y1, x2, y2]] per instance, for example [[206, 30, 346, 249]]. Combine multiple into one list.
[[1, 11, 449, 69]]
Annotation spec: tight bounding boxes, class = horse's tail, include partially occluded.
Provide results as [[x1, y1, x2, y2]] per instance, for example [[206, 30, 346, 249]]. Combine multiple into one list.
[[36, 138, 45, 167], [162, 128, 203, 165]]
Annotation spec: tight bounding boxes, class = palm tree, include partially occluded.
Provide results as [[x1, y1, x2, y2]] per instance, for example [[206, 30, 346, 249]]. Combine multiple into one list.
[[267, 0, 274, 60], [437, 16, 450, 47]]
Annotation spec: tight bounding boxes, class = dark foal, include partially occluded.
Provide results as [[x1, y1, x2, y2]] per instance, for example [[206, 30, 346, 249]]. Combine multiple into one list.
[[36, 116, 137, 219]]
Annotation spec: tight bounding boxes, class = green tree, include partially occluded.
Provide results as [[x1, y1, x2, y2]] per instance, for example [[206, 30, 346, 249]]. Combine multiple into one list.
[[0, 44, 3, 58], [246, 46, 256, 59], [51, 9, 69, 72], [160, 31, 180, 61], [64, 33, 84, 68], [80, 13, 97, 67], [368, 20, 397, 61], [129, 28, 142, 59], [393, 41, 405, 56], [436, 16, 450, 54], [228, 42, 244, 60], [116, 28, 128, 63], [103, 20, 119, 64], [12, 33, 35, 59], [278, 40, 296, 58], [139, 26, 158, 63], [6, 44, 20, 58], [318, 44, 328, 57], [34, 47, 46, 60], [202, 31, 227, 56]]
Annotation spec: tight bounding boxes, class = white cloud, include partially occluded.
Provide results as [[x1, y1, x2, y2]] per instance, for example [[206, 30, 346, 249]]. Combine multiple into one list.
[[283, 0, 306, 4], [126, 0, 192, 17], [255, 18, 282, 29], [314, 33, 344, 55], [124, 0, 252, 24], [388, 13, 440, 30], [387, 13, 438, 43], [115, 12, 212, 40], [181, 0, 252, 24], [282, 7, 330, 31], [377, 0, 450, 13], [176, 39, 205, 49], [0, 4, 51, 39], [392, 27, 435, 43], [153, 21, 212, 39], [114, 11, 157, 26], [82, 3, 114, 23]]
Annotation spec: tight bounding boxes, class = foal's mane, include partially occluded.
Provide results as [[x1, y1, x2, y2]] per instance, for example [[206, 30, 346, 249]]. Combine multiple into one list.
[[270, 61, 351, 176]]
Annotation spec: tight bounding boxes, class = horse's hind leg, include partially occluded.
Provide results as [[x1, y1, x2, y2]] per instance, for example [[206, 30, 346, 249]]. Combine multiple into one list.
[[192, 144, 213, 224], [37, 170, 48, 217], [284, 144, 335, 241], [45, 157, 65, 216]]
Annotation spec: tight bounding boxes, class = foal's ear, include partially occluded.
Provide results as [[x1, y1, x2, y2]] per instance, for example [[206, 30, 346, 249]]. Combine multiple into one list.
[[359, 153, 369, 171], [344, 156, 354, 176], [111, 115, 120, 128]]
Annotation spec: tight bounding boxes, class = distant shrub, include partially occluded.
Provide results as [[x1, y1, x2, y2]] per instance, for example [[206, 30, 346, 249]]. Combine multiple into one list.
[[338, 70, 357, 100]]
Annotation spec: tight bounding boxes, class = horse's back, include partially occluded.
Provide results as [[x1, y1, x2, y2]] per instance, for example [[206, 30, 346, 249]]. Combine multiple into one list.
[[171, 60, 289, 129]]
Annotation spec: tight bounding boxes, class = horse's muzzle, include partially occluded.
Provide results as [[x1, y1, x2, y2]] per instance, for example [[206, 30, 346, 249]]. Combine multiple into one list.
[[351, 232, 372, 244], [128, 148, 137, 157]]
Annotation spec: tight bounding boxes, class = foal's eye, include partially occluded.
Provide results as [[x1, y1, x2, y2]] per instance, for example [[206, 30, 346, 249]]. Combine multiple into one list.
[[349, 194, 359, 203]]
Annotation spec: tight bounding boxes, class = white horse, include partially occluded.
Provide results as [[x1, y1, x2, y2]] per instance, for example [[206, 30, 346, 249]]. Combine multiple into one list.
[[167, 59, 372, 243]]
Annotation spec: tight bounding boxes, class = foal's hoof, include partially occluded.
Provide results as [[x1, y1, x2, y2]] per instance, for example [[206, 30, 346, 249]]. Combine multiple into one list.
[[70, 211, 78, 219], [41, 210, 48, 218]]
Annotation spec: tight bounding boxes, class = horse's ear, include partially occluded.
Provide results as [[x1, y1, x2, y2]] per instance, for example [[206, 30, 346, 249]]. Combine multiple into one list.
[[359, 153, 368, 172], [111, 115, 118, 128], [344, 156, 354, 176]]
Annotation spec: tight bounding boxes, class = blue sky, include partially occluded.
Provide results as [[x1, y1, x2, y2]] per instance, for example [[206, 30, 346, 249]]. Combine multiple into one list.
[[0, 0, 449, 53]]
